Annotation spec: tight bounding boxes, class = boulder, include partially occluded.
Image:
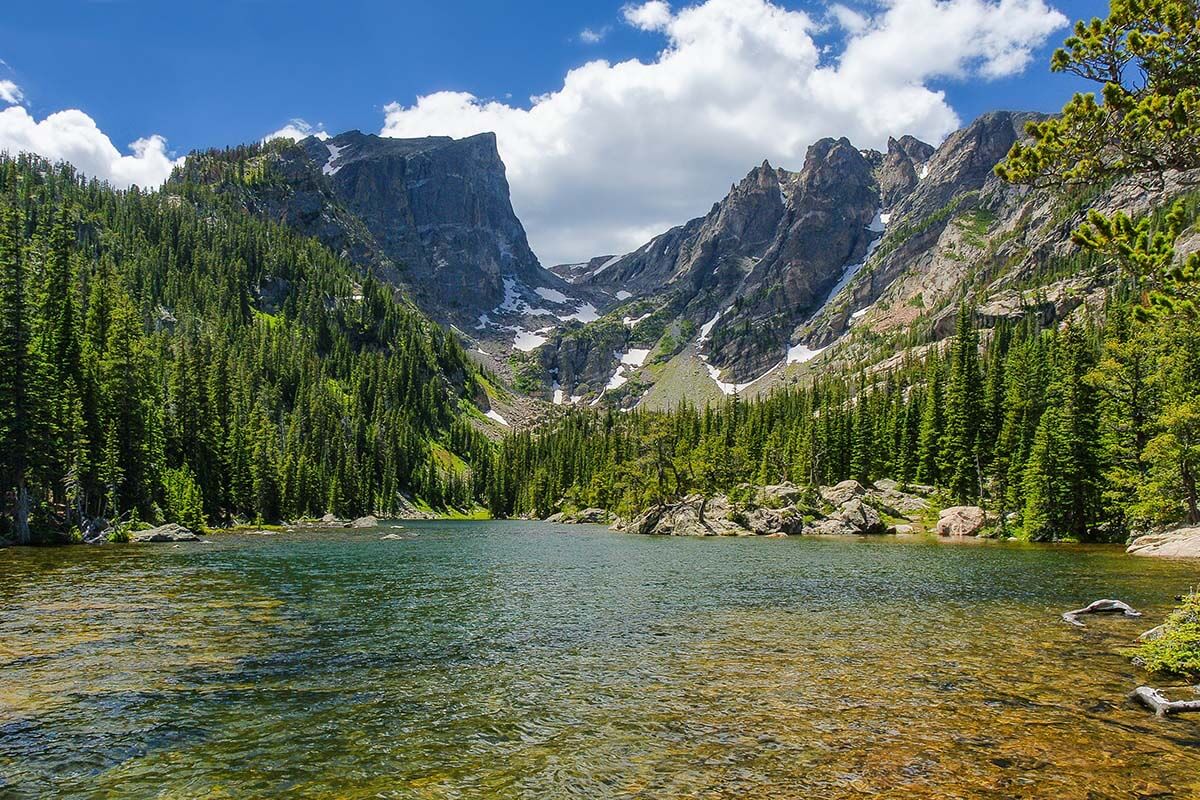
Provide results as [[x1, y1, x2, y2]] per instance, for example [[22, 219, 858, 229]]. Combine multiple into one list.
[[624, 495, 795, 537], [573, 508, 610, 524], [627, 495, 742, 537], [380, 533, 405, 541], [747, 506, 805, 536], [893, 524, 915, 535], [936, 506, 986, 537], [319, 513, 344, 526], [820, 480, 867, 508], [756, 482, 804, 507], [833, 498, 888, 535], [131, 524, 201, 543], [545, 512, 567, 524], [1126, 527, 1200, 559], [870, 487, 929, 516], [806, 517, 863, 536], [350, 515, 379, 528]]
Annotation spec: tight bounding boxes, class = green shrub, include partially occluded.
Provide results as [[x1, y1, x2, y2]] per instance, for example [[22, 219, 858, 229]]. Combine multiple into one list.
[[1136, 591, 1200, 679]]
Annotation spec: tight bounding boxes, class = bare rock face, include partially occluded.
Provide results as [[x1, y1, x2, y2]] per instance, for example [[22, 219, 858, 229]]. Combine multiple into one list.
[[875, 135, 936, 208], [178, 131, 568, 327], [936, 506, 986, 537], [1127, 527, 1200, 558], [572, 139, 880, 381]]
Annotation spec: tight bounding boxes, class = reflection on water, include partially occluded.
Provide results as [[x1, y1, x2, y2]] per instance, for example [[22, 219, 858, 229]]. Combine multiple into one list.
[[1, 522, 1198, 798]]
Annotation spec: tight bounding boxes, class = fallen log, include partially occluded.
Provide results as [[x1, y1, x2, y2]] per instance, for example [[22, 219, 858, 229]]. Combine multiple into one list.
[[1062, 599, 1142, 627], [1130, 686, 1200, 716]]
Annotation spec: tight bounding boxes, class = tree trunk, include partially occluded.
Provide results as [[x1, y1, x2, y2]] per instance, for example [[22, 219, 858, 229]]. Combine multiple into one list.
[[14, 479, 30, 545], [1182, 458, 1199, 525]]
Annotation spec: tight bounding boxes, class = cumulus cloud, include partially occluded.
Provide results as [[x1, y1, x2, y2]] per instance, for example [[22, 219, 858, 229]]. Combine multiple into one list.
[[264, 118, 330, 142], [0, 80, 23, 105], [579, 27, 610, 44], [381, 0, 1066, 265], [623, 1, 674, 31], [0, 106, 182, 188]]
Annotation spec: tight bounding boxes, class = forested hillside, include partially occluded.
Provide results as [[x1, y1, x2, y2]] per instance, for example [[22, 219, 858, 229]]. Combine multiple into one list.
[[0, 151, 494, 543], [488, 0, 1200, 542], [487, 284, 1199, 541]]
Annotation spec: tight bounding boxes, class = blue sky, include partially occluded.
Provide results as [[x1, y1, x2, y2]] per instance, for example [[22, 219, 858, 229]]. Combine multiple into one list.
[[0, 0, 1103, 263]]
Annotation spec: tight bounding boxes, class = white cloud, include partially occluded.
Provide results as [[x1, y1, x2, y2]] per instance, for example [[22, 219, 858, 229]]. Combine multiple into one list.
[[264, 118, 330, 143], [579, 27, 609, 44], [623, 1, 674, 31], [0, 80, 23, 106], [381, 0, 1065, 266], [0, 106, 182, 188], [827, 3, 868, 33]]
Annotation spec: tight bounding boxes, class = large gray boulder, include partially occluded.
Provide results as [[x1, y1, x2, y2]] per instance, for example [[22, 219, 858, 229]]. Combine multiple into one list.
[[833, 498, 888, 535], [936, 506, 986, 537], [820, 480, 868, 508], [350, 515, 379, 528], [756, 483, 805, 508], [131, 524, 201, 543]]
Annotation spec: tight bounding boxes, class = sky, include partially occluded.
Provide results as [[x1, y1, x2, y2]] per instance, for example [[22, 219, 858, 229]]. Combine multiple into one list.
[[0, 0, 1101, 265]]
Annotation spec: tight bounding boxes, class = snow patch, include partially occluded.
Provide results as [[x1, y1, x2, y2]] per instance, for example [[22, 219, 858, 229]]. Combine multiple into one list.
[[623, 312, 651, 328], [615, 290, 633, 301], [560, 303, 599, 323], [484, 409, 509, 427], [698, 312, 721, 343], [618, 348, 650, 367], [322, 143, 349, 176], [591, 255, 623, 277], [512, 330, 547, 351], [535, 286, 571, 304], [605, 366, 629, 391], [918, 162, 930, 180], [786, 342, 827, 364], [867, 208, 887, 233]]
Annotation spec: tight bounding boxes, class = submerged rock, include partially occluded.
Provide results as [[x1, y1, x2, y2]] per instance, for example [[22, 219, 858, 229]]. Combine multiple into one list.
[[936, 506, 986, 537], [1126, 527, 1200, 559], [131, 524, 201, 543]]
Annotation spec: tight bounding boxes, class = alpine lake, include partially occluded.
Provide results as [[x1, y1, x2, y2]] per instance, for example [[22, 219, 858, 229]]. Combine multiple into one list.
[[2, 521, 1198, 798]]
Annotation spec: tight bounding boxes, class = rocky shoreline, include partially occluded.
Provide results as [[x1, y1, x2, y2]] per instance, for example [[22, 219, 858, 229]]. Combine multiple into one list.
[[548, 479, 999, 539]]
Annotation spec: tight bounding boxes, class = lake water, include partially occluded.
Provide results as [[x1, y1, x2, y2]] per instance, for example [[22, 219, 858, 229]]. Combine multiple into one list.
[[2, 521, 1199, 798]]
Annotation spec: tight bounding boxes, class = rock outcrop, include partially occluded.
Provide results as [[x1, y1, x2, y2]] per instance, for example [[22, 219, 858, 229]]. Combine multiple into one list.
[[1126, 527, 1200, 559], [616, 495, 802, 537], [131, 524, 201, 543], [546, 508, 610, 525]]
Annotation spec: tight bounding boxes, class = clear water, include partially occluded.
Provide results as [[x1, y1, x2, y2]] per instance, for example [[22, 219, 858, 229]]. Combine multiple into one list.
[[2, 522, 1198, 798]]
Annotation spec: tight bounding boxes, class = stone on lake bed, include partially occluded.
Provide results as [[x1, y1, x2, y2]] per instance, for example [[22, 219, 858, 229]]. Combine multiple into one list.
[[380, 533, 404, 541]]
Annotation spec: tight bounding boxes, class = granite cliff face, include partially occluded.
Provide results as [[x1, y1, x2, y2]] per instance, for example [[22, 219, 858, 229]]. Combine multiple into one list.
[[539, 109, 1186, 410], [559, 137, 883, 381], [182, 130, 571, 328]]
